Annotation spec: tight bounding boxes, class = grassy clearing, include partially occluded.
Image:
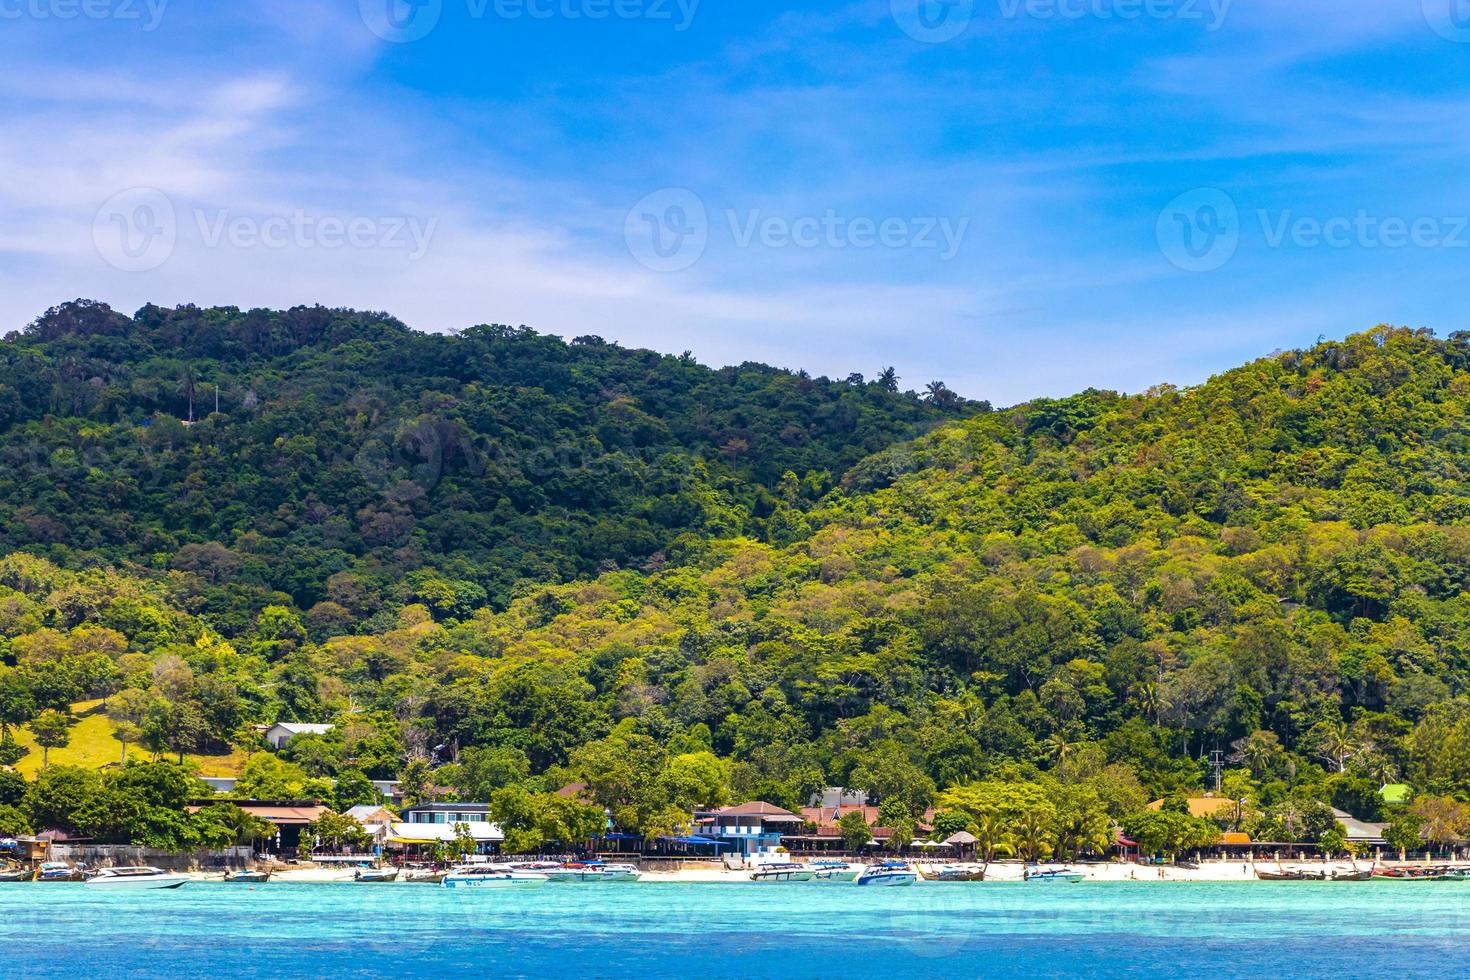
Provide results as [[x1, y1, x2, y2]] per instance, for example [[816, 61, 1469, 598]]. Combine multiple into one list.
[[11, 700, 248, 778]]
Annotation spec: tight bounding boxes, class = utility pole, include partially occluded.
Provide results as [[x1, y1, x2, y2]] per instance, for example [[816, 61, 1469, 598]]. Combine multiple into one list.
[[1209, 749, 1224, 793]]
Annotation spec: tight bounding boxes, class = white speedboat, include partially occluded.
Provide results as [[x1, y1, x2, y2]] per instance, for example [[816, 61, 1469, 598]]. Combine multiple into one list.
[[750, 862, 814, 882], [84, 867, 189, 890], [809, 860, 859, 882], [855, 862, 917, 886], [223, 869, 271, 883], [353, 867, 399, 883], [542, 861, 641, 883], [443, 865, 549, 888], [1024, 867, 1085, 883]]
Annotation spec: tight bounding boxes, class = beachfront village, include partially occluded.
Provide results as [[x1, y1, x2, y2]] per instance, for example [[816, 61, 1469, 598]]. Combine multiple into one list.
[[2, 718, 1468, 885]]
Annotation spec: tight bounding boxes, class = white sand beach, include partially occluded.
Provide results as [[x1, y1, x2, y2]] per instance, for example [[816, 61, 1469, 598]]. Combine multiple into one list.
[[185, 857, 1423, 885]]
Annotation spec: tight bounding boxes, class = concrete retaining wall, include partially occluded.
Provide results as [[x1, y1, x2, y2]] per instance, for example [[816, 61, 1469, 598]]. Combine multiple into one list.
[[47, 844, 253, 870]]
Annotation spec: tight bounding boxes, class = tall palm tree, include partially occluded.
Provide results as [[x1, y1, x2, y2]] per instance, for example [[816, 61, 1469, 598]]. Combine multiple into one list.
[[1017, 809, 1053, 863], [974, 812, 1015, 880], [1314, 720, 1358, 773], [1134, 682, 1163, 725], [1042, 732, 1074, 779]]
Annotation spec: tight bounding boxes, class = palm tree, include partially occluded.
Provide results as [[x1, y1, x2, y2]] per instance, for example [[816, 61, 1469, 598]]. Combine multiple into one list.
[[1134, 682, 1162, 725], [1234, 730, 1282, 778], [1042, 732, 1074, 779], [1017, 809, 1053, 863], [1313, 719, 1358, 773], [973, 812, 1015, 880], [1364, 754, 1398, 788]]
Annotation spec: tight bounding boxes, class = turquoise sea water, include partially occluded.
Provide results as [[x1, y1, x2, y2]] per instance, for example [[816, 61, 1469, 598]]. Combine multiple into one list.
[[5, 881, 1470, 978]]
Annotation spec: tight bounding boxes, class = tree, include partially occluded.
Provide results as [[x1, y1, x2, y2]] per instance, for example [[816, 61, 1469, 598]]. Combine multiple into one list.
[[1230, 730, 1283, 778], [333, 768, 381, 810], [0, 667, 35, 741], [973, 811, 1015, 879], [1411, 796, 1469, 855], [307, 811, 371, 853], [397, 758, 433, 807], [106, 688, 152, 765], [1385, 811, 1424, 860], [1308, 719, 1361, 774], [235, 753, 311, 800], [838, 809, 872, 851], [28, 709, 72, 767], [1318, 824, 1346, 859]]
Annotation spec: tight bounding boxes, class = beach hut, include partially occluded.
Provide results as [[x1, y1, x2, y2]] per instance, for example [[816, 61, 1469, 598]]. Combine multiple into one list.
[[944, 831, 978, 859]]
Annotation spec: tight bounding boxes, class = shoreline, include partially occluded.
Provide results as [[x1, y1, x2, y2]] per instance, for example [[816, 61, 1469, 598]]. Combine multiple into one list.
[[178, 858, 1439, 885]]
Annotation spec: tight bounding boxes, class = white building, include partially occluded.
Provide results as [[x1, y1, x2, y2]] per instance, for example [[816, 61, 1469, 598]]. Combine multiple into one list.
[[262, 722, 335, 750]]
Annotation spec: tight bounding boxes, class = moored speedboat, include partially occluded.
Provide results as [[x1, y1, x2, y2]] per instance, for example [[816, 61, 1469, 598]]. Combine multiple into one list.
[[809, 860, 858, 882], [542, 861, 641, 883], [224, 869, 271, 883], [856, 861, 917, 886], [1025, 867, 1085, 883], [0, 867, 30, 883], [443, 865, 549, 888], [85, 867, 189, 890], [750, 862, 814, 882], [353, 867, 399, 883]]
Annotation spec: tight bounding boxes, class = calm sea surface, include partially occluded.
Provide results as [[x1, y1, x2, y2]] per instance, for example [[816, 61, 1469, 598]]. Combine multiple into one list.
[[4, 881, 1470, 978]]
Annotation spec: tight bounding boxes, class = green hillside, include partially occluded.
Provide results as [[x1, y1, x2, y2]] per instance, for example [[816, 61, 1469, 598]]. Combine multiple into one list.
[[4, 318, 1470, 854]]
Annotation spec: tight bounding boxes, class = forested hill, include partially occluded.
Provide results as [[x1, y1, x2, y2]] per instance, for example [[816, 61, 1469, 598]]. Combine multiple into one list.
[[0, 300, 972, 628], [6, 320, 1470, 852]]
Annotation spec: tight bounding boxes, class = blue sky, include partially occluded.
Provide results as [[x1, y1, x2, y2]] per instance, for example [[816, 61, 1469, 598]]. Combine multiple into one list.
[[3, 0, 1469, 404]]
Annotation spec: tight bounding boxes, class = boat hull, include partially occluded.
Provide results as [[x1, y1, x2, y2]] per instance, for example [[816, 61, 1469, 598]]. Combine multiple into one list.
[[543, 870, 641, 883], [751, 870, 815, 882], [443, 876, 547, 888], [224, 872, 270, 883], [856, 873, 917, 886], [85, 876, 188, 890], [812, 870, 859, 882]]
